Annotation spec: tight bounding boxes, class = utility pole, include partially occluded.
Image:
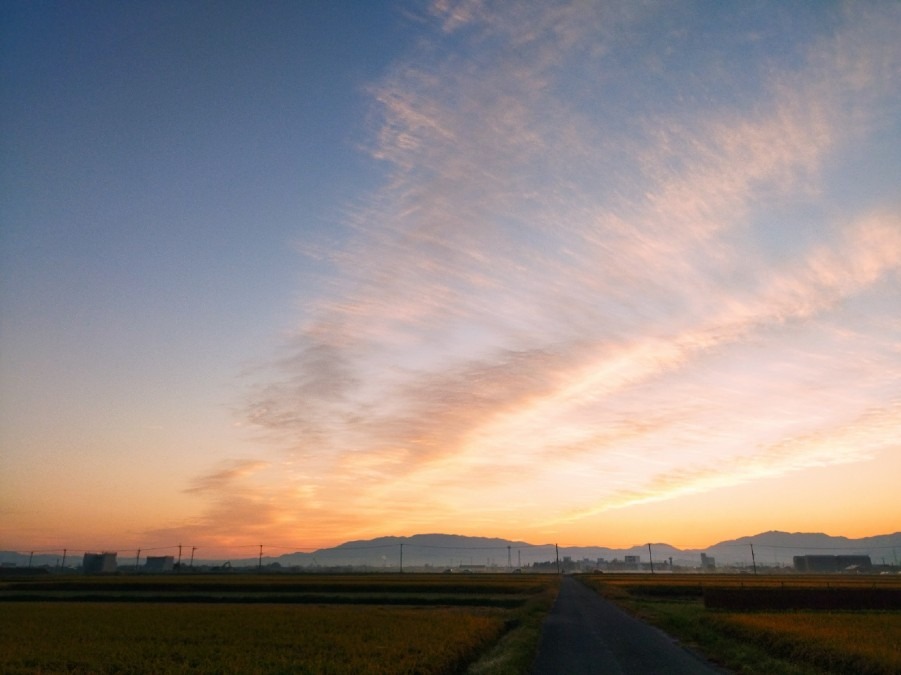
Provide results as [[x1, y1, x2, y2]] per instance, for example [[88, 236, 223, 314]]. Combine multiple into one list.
[[750, 543, 757, 575], [555, 544, 560, 574], [136, 548, 141, 572], [258, 544, 263, 572], [28, 552, 33, 568], [648, 544, 654, 574], [177, 544, 182, 571], [190, 547, 196, 569], [61, 549, 67, 570]]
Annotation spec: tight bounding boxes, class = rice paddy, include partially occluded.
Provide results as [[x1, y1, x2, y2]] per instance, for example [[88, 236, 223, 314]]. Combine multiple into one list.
[[0, 573, 559, 674]]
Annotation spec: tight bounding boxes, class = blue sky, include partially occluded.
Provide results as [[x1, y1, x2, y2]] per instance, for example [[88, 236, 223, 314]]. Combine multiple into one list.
[[2, 1, 900, 554]]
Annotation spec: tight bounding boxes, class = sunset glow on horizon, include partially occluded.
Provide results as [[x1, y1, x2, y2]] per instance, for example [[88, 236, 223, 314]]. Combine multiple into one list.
[[2, 1, 900, 558]]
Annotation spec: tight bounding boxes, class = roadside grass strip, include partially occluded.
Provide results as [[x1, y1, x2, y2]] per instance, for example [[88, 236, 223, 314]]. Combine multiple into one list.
[[466, 575, 559, 675]]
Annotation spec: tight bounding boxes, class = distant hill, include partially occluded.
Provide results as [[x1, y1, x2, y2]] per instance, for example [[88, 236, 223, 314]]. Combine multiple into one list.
[[266, 533, 556, 569], [4, 530, 898, 570], [0, 552, 62, 568], [703, 530, 901, 567], [252, 530, 901, 569]]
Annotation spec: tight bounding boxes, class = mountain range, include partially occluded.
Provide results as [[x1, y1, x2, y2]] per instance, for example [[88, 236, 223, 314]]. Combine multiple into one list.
[[254, 531, 900, 569], [3, 531, 898, 570]]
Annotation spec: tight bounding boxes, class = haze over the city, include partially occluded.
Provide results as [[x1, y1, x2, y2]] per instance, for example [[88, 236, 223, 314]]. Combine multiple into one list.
[[2, 1, 900, 558]]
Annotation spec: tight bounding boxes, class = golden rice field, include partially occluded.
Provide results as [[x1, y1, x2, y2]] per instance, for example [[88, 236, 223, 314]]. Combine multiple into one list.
[[0, 573, 560, 674], [712, 611, 901, 675], [0, 602, 504, 674]]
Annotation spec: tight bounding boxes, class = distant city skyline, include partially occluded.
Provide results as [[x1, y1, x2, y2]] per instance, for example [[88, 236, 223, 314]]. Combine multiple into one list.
[[2, 1, 900, 556]]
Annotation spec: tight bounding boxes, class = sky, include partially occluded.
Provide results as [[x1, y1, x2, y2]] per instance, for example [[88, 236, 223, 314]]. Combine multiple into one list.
[[2, 0, 900, 558]]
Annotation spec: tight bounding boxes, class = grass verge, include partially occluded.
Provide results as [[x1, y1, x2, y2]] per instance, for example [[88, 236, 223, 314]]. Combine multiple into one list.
[[466, 575, 560, 675]]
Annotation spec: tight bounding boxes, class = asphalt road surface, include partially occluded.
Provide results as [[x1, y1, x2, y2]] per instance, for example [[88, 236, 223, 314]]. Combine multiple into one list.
[[530, 576, 726, 674]]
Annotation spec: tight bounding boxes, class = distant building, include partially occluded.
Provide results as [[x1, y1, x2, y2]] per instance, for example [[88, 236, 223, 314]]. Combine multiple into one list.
[[700, 553, 716, 571], [144, 556, 175, 572], [793, 555, 871, 572], [83, 552, 117, 574], [624, 555, 640, 570]]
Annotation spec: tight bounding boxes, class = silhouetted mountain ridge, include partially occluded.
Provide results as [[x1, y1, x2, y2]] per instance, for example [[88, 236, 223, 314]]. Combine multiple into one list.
[[261, 530, 900, 568], [3, 530, 898, 569]]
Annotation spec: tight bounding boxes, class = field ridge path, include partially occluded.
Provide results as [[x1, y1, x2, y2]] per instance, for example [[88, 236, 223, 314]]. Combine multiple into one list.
[[530, 575, 726, 674]]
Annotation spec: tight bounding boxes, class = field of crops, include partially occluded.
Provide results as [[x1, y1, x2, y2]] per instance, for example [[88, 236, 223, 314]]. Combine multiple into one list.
[[712, 611, 900, 675], [0, 573, 560, 674], [0, 573, 547, 607], [580, 573, 901, 675], [0, 603, 503, 674]]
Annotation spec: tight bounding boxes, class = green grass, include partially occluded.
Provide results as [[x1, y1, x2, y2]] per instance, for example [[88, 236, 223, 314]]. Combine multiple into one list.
[[465, 575, 559, 675]]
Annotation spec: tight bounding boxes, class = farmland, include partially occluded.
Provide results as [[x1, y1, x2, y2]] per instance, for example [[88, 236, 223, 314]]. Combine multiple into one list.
[[579, 573, 901, 675], [0, 573, 559, 674], [5, 571, 900, 673]]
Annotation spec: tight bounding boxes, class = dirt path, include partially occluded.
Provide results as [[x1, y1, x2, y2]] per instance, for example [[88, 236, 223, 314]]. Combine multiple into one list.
[[530, 576, 726, 674]]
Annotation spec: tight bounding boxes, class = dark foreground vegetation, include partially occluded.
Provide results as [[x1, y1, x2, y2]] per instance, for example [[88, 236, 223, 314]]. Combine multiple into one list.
[[579, 573, 901, 675], [0, 573, 559, 674], [4, 571, 899, 674]]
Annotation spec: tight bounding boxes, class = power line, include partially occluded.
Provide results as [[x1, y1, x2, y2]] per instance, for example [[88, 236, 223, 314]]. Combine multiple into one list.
[[713, 542, 899, 550]]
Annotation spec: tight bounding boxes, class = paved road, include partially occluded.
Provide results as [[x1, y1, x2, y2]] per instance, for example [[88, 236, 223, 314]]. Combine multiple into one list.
[[530, 576, 726, 674]]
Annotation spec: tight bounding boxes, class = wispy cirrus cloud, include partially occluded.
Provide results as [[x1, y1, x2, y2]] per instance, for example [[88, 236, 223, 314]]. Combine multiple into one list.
[[185, 459, 270, 494], [548, 401, 901, 525], [182, 1, 901, 545]]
